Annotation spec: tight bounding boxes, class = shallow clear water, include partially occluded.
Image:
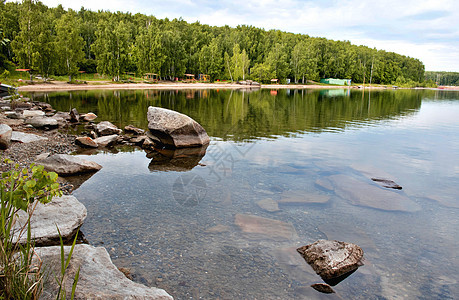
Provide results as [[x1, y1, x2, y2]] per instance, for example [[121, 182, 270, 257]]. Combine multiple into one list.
[[30, 89, 458, 299]]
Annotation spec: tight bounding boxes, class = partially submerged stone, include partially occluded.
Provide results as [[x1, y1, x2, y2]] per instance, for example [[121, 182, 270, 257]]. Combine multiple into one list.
[[297, 240, 364, 281], [235, 213, 297, 240], [311, 283, 335, 294], [147, 106, 210, 148], [94, 134, 118, 147], [12, 195, 87, 245], [96, 121, 122, 136], [76, 136, 98, 148], [36, 153, 102, 175], [35, 244, 173, 300], [371, 178, 402, 190], [11, 131, 48, 143], [125, 124, 145, 135], [82, 112, 97, 121], [0, 123, 12, 149], [327, 175, 419, 212], [70, 108, 80, 122]]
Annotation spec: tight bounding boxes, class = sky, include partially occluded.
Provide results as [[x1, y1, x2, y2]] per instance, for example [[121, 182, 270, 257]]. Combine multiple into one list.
[[29, 0, 459, 71]]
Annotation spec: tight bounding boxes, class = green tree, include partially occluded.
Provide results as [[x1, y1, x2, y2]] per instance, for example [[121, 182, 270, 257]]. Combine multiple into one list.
[[265, 43, 288, 79], [55, 10, 85, 81]]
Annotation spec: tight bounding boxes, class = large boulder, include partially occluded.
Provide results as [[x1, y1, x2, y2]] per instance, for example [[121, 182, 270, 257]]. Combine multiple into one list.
[[0, 123, 12, 149], [12, 195, 87, 245], [35, 244, 173, 300], [36, 154, 102, 175], [96, 121, 122, 136], [147, 106, 210, 148], [297, 240, 364, 281]]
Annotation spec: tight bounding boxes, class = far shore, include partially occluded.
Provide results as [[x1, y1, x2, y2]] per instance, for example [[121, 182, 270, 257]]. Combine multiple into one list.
[[16, 80, 389, 92]]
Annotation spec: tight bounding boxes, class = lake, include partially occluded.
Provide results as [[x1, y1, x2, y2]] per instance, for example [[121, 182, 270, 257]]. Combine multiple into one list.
[[28, 88, 458, 299]]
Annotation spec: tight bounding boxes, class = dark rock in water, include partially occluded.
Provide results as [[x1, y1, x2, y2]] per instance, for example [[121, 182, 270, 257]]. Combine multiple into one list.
[[70, 108, 80, 122], [0, 124, 12, 149], [297, 240, 364, 282], [96, 121, 122, 136], [147, 106, 210, 148], [130, 135, 147, 145], [311, 283, 335, 294], [371, 178, 402, 189], [36, 153, 102, 175]]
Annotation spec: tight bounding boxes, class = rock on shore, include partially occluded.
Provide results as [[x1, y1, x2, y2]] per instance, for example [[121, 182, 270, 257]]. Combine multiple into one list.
[[35, 244, 173, 300], [12, 195, 87, 245], [35, 153, 102, 175]]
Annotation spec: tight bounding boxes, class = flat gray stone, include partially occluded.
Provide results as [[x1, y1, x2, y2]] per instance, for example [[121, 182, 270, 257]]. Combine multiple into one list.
[[35, 244, 173, 300], [36, 154, 102, 175], [94, 134, 119, 147], [25, 116, 58, 129], [23, 110, 45, 118], [12, 195, 86, 245], [0, 123, 12, 149], [147, 106, 210, 148], [11, 131, 48, 143]]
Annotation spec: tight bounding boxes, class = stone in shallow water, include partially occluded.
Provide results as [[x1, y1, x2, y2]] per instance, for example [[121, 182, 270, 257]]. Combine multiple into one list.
[[96, 121, 122, 136], [205, 224, 231, 233], [35, 244, 173, 300], [311, 283, 335, 294], [235, 213, 297, 240], [75, 136, 98, 148], [297, 239, 364, 281], [371, 178, 402, 190], [147, 106, 210, 148], [327, 174, 420, 212], [12, 195, 86, 245], [278, 190, 330, 205], [94, 134, 119, 147], [256, 198, 280, 212]]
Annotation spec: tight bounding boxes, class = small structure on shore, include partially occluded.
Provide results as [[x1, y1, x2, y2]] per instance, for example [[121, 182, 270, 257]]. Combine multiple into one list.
[[143, 73, 159, 82], [320, 78, 352, 86]]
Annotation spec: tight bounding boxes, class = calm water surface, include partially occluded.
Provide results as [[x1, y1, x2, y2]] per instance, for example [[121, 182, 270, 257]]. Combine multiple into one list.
[[30, 88, 458, 299]]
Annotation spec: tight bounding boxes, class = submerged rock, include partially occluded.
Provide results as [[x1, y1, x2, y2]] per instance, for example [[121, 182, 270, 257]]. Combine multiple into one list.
[[256, 198, 280, 212], [147, 106, 210, 148], [327, 174, 419, 212], [36, 153, 102, 175], [278, 190, 330, 205], [297, 240, 364, 281], [235, 214, 297, 240], [0, 123, 12, 149], [12, 195, 86, 245], [35, 244, 173, 300], [75, 136, 98, 148]]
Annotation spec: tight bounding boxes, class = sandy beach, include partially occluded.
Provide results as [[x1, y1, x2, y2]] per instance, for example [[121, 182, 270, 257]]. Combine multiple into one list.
[[17, 80, 376, 92]]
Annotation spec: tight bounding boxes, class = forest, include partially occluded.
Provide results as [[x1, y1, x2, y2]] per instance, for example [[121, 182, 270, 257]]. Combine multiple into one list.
[[0, 0, 429, 85], [425, 71, 459, 86]]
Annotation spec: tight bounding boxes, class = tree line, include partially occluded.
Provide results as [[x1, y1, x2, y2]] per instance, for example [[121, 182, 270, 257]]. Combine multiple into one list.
[[1, 0, 427, 84], [425, 71, 459, 86]]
